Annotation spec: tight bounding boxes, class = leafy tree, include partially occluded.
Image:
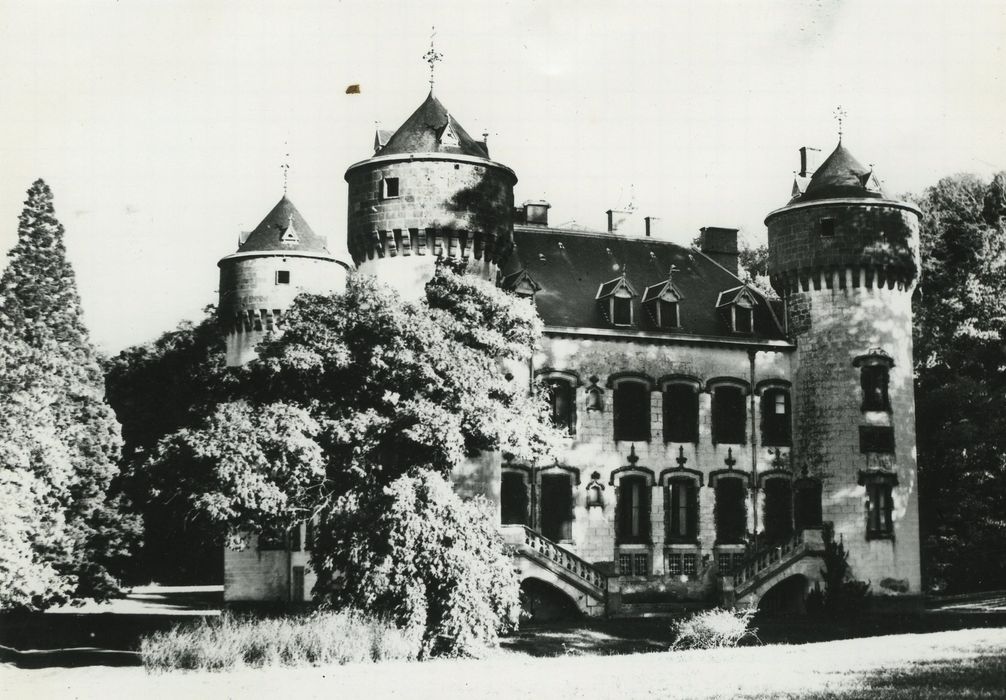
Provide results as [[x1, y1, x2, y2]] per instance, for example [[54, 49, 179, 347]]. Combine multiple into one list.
[[144, 265, 559, 654], [911, 172, 1006, 592], [0, 179, 139, 607], [104, 313, 237, 583]]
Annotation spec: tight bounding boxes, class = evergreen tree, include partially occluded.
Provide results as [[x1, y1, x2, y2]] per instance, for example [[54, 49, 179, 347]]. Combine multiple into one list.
[[0, 179, 139, 607]]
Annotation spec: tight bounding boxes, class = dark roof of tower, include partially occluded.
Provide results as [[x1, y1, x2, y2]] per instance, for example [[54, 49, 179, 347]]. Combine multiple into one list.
[[237, 196, 330, 254], [504, 227, 786, 341], [800, 143, 885, 201], [376, 91, 489, 159]]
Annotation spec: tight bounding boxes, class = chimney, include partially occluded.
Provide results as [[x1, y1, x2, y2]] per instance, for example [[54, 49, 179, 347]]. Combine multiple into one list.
[[645, 216, 660, 237], [699, 226, 739, 275], [607, 208, 633, 233], [799, 146, 821, 178], [523, 200, 550, 226]]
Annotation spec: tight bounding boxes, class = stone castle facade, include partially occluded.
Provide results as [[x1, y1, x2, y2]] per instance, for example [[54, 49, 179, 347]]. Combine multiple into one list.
[[218, 89, 922, 615]]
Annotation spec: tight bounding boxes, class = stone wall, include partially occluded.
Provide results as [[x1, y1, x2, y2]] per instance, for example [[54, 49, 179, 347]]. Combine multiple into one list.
[[789, 283, 921, 592], [523, 334, 795, 576], [218, 253, 347, 366], [223, 527, 317, 603]]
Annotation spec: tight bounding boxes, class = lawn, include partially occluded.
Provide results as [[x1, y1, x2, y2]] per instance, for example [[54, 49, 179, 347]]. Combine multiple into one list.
[[3, 627, 1006, 699]]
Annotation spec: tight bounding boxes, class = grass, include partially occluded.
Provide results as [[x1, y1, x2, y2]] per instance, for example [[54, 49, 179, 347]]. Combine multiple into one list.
[[139, 610, 417, 672]]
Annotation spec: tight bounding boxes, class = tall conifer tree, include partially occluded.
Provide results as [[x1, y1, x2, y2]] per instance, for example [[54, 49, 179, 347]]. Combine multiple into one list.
[[0, 179, 138, 607]]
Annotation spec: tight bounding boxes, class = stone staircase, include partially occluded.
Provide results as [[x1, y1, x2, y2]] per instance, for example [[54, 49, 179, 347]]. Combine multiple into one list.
[[501, 525, 607, 616], [726, 528, 826, 606]]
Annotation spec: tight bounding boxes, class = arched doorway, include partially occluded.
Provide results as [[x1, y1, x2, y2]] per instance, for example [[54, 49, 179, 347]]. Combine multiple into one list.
[[520, 578, 582, 623], [757, 574, 809, 616]]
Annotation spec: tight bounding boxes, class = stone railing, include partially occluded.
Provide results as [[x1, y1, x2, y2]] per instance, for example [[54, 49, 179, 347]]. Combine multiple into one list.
[[732, 530, 809, 593], [502, 525, 606, 594]]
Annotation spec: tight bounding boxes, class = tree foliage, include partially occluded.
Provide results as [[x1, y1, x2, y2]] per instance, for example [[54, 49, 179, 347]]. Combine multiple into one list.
[[911, 172, 1006, 592], [0, 179, 139, 608], [104, 313, 237, 583], [144, 265, 559, 654]]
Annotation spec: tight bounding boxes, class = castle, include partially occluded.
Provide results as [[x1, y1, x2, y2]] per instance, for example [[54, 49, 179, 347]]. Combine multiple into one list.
[[217, 87, 921, 616]]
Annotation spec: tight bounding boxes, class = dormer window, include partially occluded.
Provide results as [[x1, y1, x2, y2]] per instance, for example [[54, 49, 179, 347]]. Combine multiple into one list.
[[381, 177, 399, 199], [716, 286, 757, 334], [642, 276, 683, 329], [500, 268, 541, 299], [596, 275, 638, 327]]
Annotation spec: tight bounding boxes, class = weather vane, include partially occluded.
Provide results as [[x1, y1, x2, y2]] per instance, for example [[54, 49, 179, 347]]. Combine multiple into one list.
[[423, 27, 442, 91], [834, 105, 847, 142], [281, 145, 290, 195]]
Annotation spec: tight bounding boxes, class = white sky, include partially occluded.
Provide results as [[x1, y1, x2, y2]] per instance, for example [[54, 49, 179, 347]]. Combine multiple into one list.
[[1, 0, 1003, 354]]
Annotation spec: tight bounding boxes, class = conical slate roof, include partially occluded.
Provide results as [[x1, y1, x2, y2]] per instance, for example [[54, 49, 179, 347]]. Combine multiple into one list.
[[377, 91, 489, 159], [801, 143, 884, 201], [237, 196, 329, 254]]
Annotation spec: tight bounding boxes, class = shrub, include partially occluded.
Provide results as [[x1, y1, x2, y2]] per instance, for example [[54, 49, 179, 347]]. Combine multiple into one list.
[[670, 608, 758, 650], [316, 469, 521, 659], [820, 525, 871, 615], [140, 609, 418, 672]]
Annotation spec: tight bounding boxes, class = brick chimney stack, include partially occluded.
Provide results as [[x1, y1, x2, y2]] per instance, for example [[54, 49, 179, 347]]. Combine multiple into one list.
[[699, 226, 739, 275]]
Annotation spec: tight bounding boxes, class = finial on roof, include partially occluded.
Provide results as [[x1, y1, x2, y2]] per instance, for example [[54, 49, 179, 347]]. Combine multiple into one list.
[[668, 263, 680, 281], [834, 105, 847, 143], [423, 26, 443, 92], [281, 144, 290, 196]]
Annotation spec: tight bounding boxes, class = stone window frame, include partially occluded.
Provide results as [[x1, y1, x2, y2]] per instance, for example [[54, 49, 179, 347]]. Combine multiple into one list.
[[275, 270, 291, 285], [500, 464, 533, 527], [534, 464, 580, 544], [380, 176, 400, 199], [758, 469, 795, 542], [659, 374, 702, 444], [706, 377, 751, 446], [535, 369, 581, 437], [610, 467, 656, 547], [661, 468, 703, 544], [858, 470, 898, 541], [853, 349, 894, 413], [708, 469, 751, 546], [755, 378, 793, 447], [607, 372, 655, 443]]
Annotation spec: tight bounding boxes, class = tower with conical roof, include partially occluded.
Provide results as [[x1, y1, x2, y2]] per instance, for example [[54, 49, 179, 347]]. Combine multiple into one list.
[[344, 90, 517, 297], [766, 141, 922, 592], [218, 196, 349, 366]]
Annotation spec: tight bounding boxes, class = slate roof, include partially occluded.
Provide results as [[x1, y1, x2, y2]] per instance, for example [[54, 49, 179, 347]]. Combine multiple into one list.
[[377, 91, 490, 159], [505, 227, 786, 341], [236, 196, 330, 254], [799, 143, 884, 202]]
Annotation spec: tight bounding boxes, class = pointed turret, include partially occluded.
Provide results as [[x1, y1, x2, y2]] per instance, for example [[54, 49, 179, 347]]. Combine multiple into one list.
[[376, 91, 489, 159], [797, 143, 884, 202], [237, 196, 330, 254]]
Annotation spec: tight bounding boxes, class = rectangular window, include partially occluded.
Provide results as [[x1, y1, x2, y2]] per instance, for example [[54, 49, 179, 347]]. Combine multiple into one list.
[[658, 299, 679, 328], [501, 472, 529, 526], [663, 384, 699, 443], [820, 218, 836, 237], [712, 386, 746, 444], [382, 177, 400, 198], [612, 296, 632, 326], [633, 553, 650, 576], [668, 481, 697, 541], [258, 526, 286, 551], [276, 270, 291, 284], [617, 476, 651, 544], [548, 379, 576, 435], [860, 426, 895, 453], [861, 365, 891, 411], [714, 478, 747, 544], [614, 381, 651, 442], [734, 306, 753, 333], [540, 473, 574, 541], [761, 390, 792, 446], [867, 483, 894, 538], [619, 553, 633, 576]]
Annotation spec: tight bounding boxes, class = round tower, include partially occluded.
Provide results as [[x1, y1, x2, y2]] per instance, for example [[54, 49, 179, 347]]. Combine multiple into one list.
[[344, 90, 517, 298], [766, 143, 922, 594], [218, 196, 349, 366]]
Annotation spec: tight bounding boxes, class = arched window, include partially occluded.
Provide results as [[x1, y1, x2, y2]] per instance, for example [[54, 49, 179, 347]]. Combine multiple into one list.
[[666, 479, 698, 542], [761, 388, 792, 446], [501, 470, 529, 526], [794, 477, 823, 530], [663, 382, 699, 443], [546, 377, 576, 435], [616, 474, 651, 544], [761, 477, 793, 542], [711, 384, 747, 445], [613, 379, 651, 442], [539, 471, 575, 542], [714, 477, 747, 545]]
